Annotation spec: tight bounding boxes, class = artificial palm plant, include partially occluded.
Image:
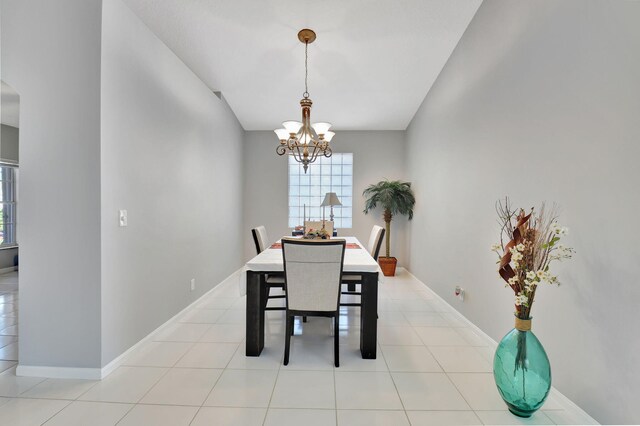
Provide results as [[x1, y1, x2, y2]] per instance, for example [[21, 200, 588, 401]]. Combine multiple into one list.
[[363, 179, 415, 276]]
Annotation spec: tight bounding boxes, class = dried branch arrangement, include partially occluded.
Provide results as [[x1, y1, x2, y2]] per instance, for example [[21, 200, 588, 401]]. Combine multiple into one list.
[[492, 197, 574, 319]]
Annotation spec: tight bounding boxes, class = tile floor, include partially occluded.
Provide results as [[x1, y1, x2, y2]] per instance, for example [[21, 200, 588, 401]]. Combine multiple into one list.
[[0, 271, 19, 372], [0, 269, 597, 425]]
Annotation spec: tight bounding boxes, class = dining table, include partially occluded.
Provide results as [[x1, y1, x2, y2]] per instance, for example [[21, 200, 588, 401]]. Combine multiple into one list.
[[244, 236, 380, 359]]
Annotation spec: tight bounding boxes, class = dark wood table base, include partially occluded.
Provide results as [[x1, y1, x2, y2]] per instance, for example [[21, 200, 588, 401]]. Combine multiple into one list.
[[246, 270, 378, 359]]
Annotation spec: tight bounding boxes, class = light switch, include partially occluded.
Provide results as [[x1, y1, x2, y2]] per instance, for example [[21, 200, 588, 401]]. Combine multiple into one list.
[[119, 209, 128, 227]]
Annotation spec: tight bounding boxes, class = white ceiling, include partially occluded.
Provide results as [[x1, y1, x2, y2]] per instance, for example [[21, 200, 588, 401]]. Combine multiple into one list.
[[122, 0, 481, 131]]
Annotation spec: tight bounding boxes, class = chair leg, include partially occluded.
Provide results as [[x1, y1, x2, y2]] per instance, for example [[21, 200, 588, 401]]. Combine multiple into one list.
[[284, 315, 292, 366], [334, 315, 340, 367]]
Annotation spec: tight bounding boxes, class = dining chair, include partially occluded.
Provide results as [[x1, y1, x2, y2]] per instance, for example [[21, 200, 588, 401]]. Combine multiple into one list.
[[282, 238, 346, 367], [251, 226, 286, 311], [340, 225, 385, 307]]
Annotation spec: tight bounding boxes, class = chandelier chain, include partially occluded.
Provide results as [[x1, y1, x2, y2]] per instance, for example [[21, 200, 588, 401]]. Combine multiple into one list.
[[303, 41, 309, 99]]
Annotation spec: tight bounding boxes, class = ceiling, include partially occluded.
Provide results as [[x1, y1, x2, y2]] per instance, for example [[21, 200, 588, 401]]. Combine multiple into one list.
[[122, 0, 482, 131]]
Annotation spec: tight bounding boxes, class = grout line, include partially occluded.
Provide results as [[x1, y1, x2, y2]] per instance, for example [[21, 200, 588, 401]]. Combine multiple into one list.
[[380, 344, 412, 426], [34, 398, 73, 426], [263, 333, 284, 426], [114, 403, 138, 426]]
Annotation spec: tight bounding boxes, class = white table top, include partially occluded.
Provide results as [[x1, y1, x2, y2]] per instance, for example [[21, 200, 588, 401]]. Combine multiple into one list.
[[246, 236, 380, 273]]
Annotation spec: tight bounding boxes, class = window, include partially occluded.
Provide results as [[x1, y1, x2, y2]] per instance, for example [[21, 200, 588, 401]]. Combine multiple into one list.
[[288, 153, 353, 228], [0, 165, 18, 247]]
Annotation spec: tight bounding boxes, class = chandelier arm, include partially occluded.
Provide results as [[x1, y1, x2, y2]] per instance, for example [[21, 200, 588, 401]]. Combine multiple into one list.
[[295, 143, 305, 164], [309, 139, 322, 161], [324, 145, 333, 158]]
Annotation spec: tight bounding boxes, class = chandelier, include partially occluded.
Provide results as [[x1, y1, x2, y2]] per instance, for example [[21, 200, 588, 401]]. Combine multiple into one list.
[[274, 29, 334, 173]]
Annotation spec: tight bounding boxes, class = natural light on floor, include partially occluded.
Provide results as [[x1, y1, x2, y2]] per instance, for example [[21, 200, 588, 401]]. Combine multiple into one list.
[[0, 270, 594, 425]]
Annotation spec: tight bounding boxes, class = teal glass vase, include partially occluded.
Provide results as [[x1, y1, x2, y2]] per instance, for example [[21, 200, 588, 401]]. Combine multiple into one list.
[[493, 320, 551, 418]]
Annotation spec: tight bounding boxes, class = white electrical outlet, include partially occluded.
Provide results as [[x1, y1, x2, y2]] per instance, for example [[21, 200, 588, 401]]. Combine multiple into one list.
[[119, 209, 128, 227], [455, 286, 465, 301], [190, 278, 196, 291]]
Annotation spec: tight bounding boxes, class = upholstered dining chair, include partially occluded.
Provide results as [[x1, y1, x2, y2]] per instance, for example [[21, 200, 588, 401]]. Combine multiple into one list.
[[281, 238, 346, 367], [251, 226, 286, 311], [341, 225, 385, 307]]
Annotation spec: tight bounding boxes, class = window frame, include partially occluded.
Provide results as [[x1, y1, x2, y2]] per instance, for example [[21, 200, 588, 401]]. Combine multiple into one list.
[[0, 163, 18, 249], [287, 153, 353, 229]]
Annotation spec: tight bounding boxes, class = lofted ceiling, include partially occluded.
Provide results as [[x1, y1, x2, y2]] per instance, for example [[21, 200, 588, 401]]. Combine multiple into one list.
[[122, 0, 481, 131]]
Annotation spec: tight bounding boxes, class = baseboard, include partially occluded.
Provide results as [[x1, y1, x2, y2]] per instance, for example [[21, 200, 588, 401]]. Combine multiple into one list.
[[0, 266, 18, 275], [99, 267, 243, 378], [17, 268, 244, 380], [402, 268, 598, 425], [16, 365, 102, 380]]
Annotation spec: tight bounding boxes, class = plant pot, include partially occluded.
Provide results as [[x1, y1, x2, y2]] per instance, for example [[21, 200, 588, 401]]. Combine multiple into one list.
[[493, 318, 551, 418], [378, 257, 397, 276]]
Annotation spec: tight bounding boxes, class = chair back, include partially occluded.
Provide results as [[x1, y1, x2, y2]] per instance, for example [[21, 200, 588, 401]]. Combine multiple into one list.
[[304, 220, 334, 235], [251, 226, 270, 254], [367, 225, 386, 260], [282, 238, 346, 312]]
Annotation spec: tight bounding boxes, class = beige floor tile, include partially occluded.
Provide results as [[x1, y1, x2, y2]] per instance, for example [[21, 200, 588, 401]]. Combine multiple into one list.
[[117, 404, 198, 426], [0, 397, 69, 425], [264, 408, 336, 426], [337, 409, 409, 426], [381, 345, 443, 372], [43, 401, 132, 426], [21, 378, 98, 400], [175, 342, 238, 368], [204, 369, 277, 407], [335, 371, 403, 410], [406, 410, 482, 425], [414, 326, 470, 346], [448, 372, 505, 410], [122, 341, 193, 368], [140, 368, 221, 406], [391, 372, 470, 410], [270, 370, 335, 409], [191, 407, 266, 426], [475, 410, 555, 425], [78, 366, 166, 403], [428, 346, 492, 373], [0, 367, 47, 397]]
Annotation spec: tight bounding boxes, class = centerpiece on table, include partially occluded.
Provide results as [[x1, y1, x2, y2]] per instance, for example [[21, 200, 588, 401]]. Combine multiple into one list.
[[303, 227, 330, 240], [491, 198, 574, 418]]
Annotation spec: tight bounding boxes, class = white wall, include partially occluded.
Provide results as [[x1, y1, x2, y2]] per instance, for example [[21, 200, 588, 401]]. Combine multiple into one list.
[[2, 0, 103, 368], [243, 131, 408, 263], [100, 0, 244, 365], [406, 1, 640, 423]]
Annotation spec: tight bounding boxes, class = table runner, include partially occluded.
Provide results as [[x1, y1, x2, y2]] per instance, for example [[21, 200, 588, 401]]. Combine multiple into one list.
[[269, 242, 362, 249]]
